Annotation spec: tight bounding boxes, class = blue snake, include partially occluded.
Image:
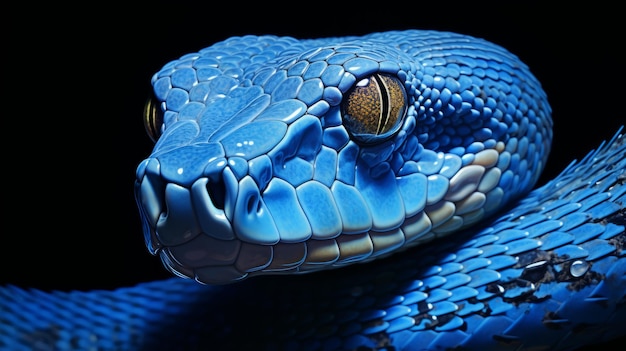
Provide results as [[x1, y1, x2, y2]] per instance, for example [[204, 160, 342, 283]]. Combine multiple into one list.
[[1, 29, 625, 350]]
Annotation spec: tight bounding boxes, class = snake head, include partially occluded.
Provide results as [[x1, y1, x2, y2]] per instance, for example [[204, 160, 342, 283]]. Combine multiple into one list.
[[135, 31, 552, 284]]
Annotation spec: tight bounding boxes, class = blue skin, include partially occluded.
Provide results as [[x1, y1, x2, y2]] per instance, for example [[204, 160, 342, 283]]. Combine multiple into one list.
[[1, 30, 624, 351], [137, 30, 553, 285]]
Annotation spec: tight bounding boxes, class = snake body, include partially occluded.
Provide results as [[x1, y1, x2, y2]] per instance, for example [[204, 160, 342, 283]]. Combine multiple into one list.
[[1, 30, 625, 350]]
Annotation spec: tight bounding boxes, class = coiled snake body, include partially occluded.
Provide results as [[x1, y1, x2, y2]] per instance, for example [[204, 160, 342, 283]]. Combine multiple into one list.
[[1, 30, 625, 350]]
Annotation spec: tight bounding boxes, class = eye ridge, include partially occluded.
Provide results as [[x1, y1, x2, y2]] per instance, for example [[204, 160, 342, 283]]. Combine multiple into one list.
[[342, 73, 407, 144]]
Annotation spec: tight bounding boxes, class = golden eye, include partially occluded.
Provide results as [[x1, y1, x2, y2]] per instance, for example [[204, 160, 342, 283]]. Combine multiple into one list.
[[143, 98, 163, 143], [341, 74, 407, 144]]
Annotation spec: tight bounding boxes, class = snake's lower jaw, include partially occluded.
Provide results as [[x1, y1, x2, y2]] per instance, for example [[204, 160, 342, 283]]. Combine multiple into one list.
[[135, 146, 515, 285]]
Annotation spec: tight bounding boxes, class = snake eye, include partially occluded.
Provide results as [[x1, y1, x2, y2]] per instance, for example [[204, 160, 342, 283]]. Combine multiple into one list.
[[341, 74, 407, 144], [143, 98, 163, 143]]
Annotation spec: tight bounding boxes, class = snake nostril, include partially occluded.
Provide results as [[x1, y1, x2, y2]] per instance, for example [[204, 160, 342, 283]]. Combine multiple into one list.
[[206, 180, 226, 210], [247, 196, 255, 213]]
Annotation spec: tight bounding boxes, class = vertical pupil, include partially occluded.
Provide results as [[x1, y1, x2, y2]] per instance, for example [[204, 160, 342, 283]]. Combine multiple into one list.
[[342, 74, 407, 144], [375, 75, 392, 135]]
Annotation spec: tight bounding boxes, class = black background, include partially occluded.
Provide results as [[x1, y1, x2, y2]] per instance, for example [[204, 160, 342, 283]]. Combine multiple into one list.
[[3, 2, 624, 350], [4, 1, 624, 294]]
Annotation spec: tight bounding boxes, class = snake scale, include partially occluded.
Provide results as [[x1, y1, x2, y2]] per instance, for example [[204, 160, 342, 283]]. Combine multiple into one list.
[[1, 29, 625, 350]]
